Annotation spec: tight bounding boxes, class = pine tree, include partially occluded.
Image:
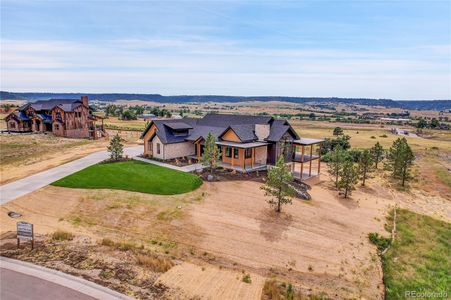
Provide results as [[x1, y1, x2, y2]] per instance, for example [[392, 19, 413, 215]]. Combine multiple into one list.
[[358, 149, 374, 186], [333, 127, 344, 136], [385, 137, 415, 186], [338, 160, 358, 198], [370, 142, 384, 168], [326, 146, 348, 188], [261, 155, 296, 213], [200, 132, 221, 174], [107, 134, 124, 161]]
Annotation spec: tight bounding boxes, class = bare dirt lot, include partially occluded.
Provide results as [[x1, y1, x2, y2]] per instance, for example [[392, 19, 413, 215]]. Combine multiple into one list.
[[2, 169, 448, 299]]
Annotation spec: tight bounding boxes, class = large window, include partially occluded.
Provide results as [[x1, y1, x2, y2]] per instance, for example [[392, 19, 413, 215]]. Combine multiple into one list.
[[157, 143, 161, 154], [234, 148, 239, 159], [225, 146, 232, 158], [9, 122, 16, 129], [245, 148, 252, 158]]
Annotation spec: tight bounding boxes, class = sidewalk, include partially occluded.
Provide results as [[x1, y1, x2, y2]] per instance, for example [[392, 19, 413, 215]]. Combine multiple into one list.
[[0, 256, 133, 299], [133, 156, 205, 172]]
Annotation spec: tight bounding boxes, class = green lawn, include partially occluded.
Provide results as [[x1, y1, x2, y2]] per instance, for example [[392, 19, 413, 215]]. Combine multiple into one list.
[[52, 160, 203, 195], [382, 209, 450, 299]]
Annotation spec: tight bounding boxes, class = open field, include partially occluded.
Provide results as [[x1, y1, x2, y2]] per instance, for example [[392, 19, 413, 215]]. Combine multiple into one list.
[[381, 209, 450, 299], [0, 134, 108, 184], [0, 130, 143, 184], [52, 160, 203, 195], [102, 116, 148, 131]]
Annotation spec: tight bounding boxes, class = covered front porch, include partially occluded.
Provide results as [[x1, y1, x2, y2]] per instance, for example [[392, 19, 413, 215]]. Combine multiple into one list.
[[215, 140, 268, 173], [290, 138, 324, 181]]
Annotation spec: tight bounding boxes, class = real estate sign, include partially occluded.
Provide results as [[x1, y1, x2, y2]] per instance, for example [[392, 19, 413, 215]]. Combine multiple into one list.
[[17, 221, 33, 241]]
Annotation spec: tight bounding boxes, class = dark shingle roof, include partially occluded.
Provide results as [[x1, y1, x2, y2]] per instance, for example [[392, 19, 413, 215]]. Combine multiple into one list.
[[267, 119, 299, 142], [197, 113, 272, 127], [164, 122, 193, 130], [31, 99, 82, 111], [229, 124, 257, 142], [140, 114, 299, 145]]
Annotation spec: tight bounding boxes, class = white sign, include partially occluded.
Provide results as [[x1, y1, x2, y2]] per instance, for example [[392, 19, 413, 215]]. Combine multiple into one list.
[[17, 221, 33, 241]]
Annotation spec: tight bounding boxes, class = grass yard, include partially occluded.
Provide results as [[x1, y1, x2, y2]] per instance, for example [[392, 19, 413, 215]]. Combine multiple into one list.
[[382, 209, 450, 299], [52, 160, 202, 195]]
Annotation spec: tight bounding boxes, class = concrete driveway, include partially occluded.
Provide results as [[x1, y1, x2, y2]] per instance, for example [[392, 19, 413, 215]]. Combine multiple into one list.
[[0, 257, 132, 300], [0, 146, 142, 205]]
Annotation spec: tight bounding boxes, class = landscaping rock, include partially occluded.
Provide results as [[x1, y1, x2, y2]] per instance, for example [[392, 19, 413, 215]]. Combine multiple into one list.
[[207, 174, 214, 181]]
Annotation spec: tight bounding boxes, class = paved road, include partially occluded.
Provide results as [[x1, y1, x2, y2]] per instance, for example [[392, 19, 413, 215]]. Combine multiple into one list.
[[0, 257, 132, 299], [0, 146, 142, 205]]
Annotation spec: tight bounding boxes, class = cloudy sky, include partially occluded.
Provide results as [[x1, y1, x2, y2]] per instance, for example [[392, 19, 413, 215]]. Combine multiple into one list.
[[1, 0, 450, 99]]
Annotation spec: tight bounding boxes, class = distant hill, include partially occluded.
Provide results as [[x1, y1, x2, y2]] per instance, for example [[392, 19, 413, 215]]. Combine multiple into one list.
[[1, 91, 450, 111]]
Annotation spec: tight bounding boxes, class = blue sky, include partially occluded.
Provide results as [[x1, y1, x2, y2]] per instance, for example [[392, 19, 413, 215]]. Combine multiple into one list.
[[1, 0, 450, 99]]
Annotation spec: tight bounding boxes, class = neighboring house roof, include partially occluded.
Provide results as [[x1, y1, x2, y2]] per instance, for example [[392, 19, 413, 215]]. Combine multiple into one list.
[[9, 111, 30, 121], [36, 114, 52, 124], [141, 113, 300, 145], [31, 99, 83, 111]]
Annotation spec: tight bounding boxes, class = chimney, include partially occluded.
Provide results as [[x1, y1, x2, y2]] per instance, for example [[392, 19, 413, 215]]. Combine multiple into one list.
[[255, 124, 270, 141], [81, 96, 88, 107]]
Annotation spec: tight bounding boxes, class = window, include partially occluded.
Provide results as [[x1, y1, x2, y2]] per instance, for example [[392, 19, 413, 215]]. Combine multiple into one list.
[[55, 124, 59, 130], [9, 122, 16, 129], [225, 146, 232, 157], [75, 112, 81, 118], [157, 143, 161, 154], [245, 148, 252, 158], [234, 148, 239, 159]]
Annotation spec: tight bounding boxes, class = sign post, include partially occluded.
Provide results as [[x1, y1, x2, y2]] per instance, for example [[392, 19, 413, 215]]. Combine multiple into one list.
[[17, 221, 34, 249]]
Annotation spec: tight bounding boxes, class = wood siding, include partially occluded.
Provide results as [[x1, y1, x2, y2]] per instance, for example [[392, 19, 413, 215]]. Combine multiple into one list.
[[221, 128, 241, 142]]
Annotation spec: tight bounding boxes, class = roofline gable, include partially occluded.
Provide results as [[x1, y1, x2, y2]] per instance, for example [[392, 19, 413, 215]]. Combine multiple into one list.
[[218, 126, 243, 142]]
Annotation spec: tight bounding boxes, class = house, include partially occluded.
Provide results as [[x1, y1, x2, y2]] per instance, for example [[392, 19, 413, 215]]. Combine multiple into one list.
[[5, 96, 105, 139], [141, 113, 323, 180]]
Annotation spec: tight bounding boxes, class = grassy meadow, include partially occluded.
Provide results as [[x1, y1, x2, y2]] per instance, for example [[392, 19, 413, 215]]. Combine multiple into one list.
[[382, 209, 450, 299]]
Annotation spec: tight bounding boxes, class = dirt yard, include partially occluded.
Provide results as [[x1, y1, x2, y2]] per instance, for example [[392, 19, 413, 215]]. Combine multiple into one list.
[[2, 169, 448, 299], [0, 132, 141, 184]]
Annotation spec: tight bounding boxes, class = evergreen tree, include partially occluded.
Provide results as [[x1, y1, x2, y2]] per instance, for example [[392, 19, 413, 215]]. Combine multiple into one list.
[[326, 146, 348, 188], [385, 137, 415, 186], [338, 160, 358, 198], [333, 127, 344, 136], [200, 132, 221, 174], [261, 155, 296, 213], [370, 142, 384, 168], [107, 134, 124, 161], [358, 149, 374, 186]]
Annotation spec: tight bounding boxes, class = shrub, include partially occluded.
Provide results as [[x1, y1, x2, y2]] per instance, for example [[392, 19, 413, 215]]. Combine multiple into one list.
[[100, 238, 115, 246], [368, 232, 391, 252], [379, 134, 388, 138], [136, 255, 173, 272], [242, 274, 252, 284], [370, 136, 376, 139], [51, 230, 74, 241]]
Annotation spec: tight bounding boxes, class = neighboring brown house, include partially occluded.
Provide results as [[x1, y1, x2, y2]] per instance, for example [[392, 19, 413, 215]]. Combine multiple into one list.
[[141, 113, 323, 180], [5, 96, 105, 139]]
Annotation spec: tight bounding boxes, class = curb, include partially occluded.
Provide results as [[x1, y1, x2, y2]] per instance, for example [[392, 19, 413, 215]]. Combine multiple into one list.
[[0, 256, 134, 300]]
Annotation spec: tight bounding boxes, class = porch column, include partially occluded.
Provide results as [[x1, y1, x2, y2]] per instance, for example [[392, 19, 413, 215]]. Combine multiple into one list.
[[318, 144, 321, 175], [231, 146, 234, 167], [309, 145, 313, 177], [300, 145, 305, 181], [242, 149, 245, 170], [251, 147, 255, 169], [197, 143, 200, 160], [32, 119, 36, 132]]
